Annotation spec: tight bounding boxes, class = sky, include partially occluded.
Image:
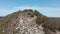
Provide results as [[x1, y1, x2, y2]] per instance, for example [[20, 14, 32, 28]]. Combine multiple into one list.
[[0, 0, 60, 17]]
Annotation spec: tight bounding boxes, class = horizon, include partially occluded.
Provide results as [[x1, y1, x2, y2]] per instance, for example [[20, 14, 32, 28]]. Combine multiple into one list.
[[0, 0, 60, 17]]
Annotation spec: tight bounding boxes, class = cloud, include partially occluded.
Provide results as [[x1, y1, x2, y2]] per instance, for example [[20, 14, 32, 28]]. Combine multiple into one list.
[[13, 6, 60, 17], [0, 6, 60, 17], [13, 6, 60, 12], [14, 6, 48, 11]]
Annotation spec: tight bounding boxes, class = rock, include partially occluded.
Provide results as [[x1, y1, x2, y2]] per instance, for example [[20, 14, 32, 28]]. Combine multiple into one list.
[[0, 9, 60, 34]]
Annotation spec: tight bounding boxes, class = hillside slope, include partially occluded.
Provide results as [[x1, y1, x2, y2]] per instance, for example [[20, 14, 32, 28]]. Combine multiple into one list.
[[0, 9, 60, 34]]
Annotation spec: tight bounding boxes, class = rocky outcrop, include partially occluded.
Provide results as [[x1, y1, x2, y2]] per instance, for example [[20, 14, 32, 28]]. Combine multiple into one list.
[[0, 9, 60, 34]]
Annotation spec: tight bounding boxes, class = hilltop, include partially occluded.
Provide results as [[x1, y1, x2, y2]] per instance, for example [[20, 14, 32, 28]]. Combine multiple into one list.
[[0, 9, 60, 34]]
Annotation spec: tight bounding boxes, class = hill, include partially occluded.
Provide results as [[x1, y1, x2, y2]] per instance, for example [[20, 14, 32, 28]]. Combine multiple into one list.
[[0, 17, 3, 19], [0, 9, 60, 34]]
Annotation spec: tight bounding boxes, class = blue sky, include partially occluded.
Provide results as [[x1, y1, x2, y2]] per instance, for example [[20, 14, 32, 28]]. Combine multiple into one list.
[[0, 0, 60, 17]]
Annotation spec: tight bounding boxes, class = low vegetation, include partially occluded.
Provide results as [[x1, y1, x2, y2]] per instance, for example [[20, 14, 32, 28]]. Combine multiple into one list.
[[0, 9, 60, 34]]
